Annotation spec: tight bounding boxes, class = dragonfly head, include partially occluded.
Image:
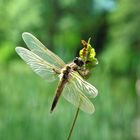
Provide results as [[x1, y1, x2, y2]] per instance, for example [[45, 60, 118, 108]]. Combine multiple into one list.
[[73, 57, 84, 67]]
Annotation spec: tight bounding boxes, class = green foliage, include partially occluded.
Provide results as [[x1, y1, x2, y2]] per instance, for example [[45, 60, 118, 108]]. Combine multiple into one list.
[[0, 0, 139, 140], [104, 0, 140, 74], [0, 42, 14, 63]]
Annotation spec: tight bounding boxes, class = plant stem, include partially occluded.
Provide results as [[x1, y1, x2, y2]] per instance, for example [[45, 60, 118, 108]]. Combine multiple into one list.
[[67, 106, 80, 140]]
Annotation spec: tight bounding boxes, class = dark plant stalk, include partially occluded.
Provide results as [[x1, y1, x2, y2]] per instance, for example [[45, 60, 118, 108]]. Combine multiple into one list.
[[67, 105, 80, 140]]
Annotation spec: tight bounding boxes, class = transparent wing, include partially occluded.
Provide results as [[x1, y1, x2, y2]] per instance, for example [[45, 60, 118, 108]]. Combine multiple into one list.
[[70, 72, 98, 98], [15, 47, 60, 81], [22, 32, 65, 68], [62, 82, 95, 114]]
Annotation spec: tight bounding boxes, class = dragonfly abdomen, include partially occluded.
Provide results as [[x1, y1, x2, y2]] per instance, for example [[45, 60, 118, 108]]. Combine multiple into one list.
[[50, 75, 68, 112]]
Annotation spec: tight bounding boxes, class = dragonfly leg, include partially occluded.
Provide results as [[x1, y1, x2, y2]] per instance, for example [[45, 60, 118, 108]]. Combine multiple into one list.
[[52, 68, 60, 74], [77, 69, 90, 79]]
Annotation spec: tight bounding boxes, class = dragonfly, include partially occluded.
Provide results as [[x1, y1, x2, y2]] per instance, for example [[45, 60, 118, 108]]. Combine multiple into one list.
[[15, 32, 98, 114]]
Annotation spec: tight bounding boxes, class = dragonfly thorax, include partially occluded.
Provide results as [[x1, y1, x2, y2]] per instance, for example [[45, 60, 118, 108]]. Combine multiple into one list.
[[61, 65, 71, 80]]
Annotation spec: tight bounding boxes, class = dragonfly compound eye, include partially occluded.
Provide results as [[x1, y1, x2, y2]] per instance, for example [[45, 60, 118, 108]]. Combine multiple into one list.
[[74, 57, 84, 67]]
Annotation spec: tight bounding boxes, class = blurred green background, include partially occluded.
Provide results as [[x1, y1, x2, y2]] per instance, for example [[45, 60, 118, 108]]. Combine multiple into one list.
[[0, 0, 140, 140]]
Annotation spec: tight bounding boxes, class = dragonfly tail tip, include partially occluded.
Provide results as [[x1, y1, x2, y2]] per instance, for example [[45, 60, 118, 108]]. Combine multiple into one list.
[[50, 108, 54, 113]]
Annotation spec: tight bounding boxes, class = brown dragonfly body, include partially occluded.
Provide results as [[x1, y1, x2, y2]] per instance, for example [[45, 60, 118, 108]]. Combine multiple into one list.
[[51, 60, 82, 112], [51, 65, 70, 112]]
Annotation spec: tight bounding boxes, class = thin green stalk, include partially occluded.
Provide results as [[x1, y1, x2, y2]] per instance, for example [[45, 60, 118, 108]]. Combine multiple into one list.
[[67, 106, 80, 140]]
